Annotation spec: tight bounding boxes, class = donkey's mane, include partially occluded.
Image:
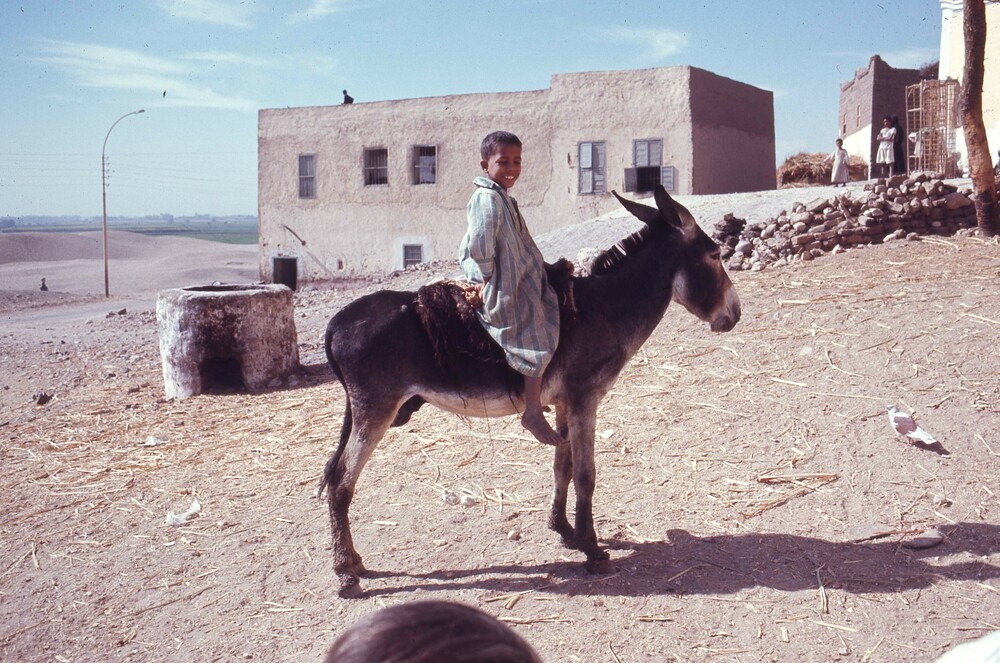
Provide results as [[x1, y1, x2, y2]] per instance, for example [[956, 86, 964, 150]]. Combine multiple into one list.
[[588, 225, 653, 276]]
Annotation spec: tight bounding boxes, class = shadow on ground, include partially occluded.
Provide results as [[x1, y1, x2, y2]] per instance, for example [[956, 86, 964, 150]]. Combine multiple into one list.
[[355, 522, 1000, 598]]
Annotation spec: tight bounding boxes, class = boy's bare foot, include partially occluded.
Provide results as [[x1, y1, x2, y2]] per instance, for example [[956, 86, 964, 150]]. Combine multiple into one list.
[[522, 410, 565, 446]]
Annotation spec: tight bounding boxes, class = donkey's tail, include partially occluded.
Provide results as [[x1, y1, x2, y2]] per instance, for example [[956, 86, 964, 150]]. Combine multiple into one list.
[[315, 399, 352, 499], [316, 324, 352, 499]]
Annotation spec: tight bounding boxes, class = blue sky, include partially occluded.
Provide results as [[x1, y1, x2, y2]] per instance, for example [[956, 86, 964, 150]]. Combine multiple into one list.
[[1, 0, 942, 218]]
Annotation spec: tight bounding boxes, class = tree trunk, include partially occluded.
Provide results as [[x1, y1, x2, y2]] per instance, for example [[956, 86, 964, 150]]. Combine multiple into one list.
[[960, 0, 999, 235]]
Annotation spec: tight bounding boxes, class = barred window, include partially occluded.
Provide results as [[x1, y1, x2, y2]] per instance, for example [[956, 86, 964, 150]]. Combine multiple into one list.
[[578, 141, 606, 195], [413, 145, 437, 184], [364, 148, 388, 186], [403, 244, 423, 267], [624, 139, 675, 193], [298, 154, 316, 198]]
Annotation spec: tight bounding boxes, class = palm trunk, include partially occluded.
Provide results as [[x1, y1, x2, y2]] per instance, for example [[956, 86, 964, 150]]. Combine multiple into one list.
[[960, 0, 999, 236]]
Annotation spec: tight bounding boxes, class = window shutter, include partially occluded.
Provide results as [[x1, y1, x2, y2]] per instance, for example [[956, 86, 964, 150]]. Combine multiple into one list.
[[594, 143, 606, 194], [649, 140, 663, 166], [660, 165, 676, 192], [634, 142, 649, 167], [623, 168, 638, 193], [579, 142, 593, 194]]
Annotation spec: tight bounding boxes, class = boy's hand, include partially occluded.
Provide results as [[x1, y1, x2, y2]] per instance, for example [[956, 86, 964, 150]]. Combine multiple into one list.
[[462, 282, 484, 308]]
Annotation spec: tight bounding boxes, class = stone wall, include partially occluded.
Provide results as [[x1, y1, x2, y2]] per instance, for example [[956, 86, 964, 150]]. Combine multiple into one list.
[[716, 174, 978, 272]]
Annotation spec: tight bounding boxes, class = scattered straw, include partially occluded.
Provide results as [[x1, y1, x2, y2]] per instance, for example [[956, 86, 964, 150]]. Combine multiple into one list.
[[638, 610, 680, 622], [498, 615, 572, 625], [740, 472, 838, 519], [808, 619, 858, 633], [667, 564, 707, 583]]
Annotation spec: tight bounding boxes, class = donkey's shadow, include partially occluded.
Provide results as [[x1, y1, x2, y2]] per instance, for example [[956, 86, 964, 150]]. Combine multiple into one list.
[[360, 522, 1000, 598]]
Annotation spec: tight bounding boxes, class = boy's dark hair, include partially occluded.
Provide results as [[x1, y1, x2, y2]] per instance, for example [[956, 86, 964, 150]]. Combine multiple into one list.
[[481, 131, 522, 160], [325, 600, 542, 663]]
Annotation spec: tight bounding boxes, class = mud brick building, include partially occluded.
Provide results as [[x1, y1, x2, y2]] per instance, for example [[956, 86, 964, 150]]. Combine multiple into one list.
[[257, 66, 775, 280]]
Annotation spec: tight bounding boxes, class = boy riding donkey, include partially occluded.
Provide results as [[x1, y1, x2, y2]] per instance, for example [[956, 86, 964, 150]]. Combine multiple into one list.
[[459, 131, 568, 447]]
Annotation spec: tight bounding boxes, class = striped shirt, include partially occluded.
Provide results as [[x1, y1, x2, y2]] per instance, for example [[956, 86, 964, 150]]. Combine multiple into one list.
[[458, 176, 559, 377]]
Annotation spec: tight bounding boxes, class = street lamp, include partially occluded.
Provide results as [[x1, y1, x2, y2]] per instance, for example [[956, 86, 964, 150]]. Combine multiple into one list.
[[102, 109, 145, 297]]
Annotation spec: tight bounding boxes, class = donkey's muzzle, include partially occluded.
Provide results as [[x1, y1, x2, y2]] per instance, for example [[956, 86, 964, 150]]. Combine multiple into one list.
[[709, 292, 741, 332], [710, 314, 739, 333]]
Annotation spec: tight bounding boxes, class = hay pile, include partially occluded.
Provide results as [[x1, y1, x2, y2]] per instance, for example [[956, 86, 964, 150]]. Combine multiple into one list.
[[776, 151, 867, 187]]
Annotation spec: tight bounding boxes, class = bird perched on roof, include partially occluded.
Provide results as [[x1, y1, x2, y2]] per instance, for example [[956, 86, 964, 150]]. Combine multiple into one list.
[[886, 405, 937, 447]]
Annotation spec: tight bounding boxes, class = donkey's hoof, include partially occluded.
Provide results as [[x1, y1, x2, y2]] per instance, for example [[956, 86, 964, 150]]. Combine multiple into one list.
[[337, 575, 366, 599], [585, 557, 615, 575], [548, 521, 575, 547]]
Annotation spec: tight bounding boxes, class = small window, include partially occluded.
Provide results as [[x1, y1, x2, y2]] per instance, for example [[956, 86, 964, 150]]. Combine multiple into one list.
[[413, 145, 436, 184], [298, 154, 316, 198], [578, 141, 606, 195], [633, 139, 663, 168], [364, 148, 388, 186], [856, 105, 861, 127], [403, 244, 423, 268], [624, 139, 665, 193]]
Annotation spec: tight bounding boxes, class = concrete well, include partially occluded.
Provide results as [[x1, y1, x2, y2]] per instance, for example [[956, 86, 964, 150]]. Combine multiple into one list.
[[156, 284, 299, 400]]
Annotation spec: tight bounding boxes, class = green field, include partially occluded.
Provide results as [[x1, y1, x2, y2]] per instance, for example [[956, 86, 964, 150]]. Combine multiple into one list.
[[1, 223, 258, 245]]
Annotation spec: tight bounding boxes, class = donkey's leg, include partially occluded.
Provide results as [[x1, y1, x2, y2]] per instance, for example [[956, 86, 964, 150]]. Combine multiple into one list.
[[566, 401, 613, 573], [548, 404, 575, 544], [327, 402, 397, 598]]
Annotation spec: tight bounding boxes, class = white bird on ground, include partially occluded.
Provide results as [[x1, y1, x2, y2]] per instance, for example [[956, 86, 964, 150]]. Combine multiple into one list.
[[936, 629, 1000, 663], [886, 405, 938, 447]]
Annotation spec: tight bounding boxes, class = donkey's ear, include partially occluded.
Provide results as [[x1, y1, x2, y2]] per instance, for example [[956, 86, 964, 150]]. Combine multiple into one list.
[[612, 190, 661, 226], [653, 185, 697, 232]]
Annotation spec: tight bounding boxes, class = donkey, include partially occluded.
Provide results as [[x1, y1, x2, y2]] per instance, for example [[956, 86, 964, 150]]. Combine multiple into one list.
[[320, 185, 741, 597]]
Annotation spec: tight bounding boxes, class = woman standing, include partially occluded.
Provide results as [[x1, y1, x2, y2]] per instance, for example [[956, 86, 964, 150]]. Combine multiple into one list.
[[875, 116, 896, 178], [827, 138, 849, 187]]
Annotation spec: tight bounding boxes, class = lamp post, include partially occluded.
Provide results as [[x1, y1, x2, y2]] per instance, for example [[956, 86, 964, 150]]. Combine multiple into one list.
[[102, 109, 145, 297]]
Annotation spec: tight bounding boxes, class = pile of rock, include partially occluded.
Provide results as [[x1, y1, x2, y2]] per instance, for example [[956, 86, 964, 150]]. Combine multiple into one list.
[[715, 173, 977, 271]]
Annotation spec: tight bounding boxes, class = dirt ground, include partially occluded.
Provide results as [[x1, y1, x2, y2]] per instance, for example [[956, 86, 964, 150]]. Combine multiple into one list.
[[1, 231, 999, 662]]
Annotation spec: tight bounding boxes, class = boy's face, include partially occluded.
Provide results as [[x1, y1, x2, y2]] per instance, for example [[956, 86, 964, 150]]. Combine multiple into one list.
[[482, 144, 522, 190]]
